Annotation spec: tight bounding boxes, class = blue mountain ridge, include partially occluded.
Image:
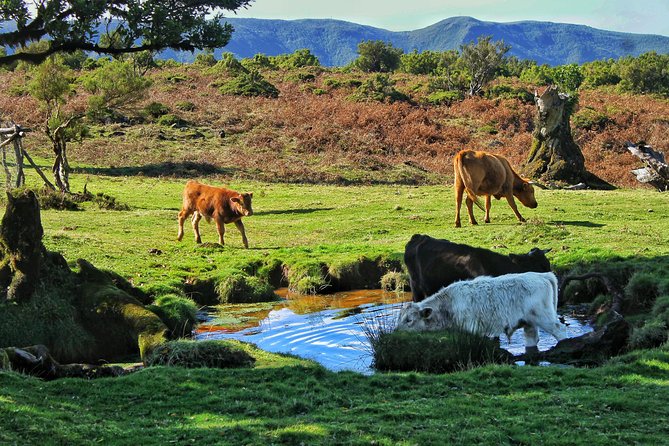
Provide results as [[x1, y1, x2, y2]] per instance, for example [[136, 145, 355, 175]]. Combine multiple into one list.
[[174, 16, 669, 66]]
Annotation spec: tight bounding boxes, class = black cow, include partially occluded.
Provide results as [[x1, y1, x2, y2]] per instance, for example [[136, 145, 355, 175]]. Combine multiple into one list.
[[404, 234, 551, 302]]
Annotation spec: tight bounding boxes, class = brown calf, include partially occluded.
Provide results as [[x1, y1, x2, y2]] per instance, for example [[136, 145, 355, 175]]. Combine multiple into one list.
[[454, 149, 537, 227], [177, 180, 253, 247]]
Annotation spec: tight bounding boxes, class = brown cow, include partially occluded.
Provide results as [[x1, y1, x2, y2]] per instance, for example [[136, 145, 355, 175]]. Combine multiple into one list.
[[454, 149, 537, 227], [177, 180, 253, 247]]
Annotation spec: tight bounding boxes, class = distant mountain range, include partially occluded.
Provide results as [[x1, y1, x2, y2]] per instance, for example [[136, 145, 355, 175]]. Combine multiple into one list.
[[165, 16, 669, 66]]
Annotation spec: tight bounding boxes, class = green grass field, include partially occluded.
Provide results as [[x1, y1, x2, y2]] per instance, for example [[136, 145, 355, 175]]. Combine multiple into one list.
[[2, 170, 669, 445]]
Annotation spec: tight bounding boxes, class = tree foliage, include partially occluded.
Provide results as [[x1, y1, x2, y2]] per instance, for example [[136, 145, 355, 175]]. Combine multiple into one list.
[[460, 36, 509, 96], [353, 40, 403, 73], [0, 0, 253, 66]]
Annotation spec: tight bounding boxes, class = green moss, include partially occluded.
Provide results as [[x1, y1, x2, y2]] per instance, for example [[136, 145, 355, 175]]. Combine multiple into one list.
[[148, 294, 198, 338]]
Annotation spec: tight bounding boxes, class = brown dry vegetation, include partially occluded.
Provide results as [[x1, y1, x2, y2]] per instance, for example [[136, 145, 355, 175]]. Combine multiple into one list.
[[1, 65, 667, 187]]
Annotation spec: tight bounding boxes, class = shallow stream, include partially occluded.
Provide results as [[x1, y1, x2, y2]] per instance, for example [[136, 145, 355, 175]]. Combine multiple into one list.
[[195, 289, 593, 374]]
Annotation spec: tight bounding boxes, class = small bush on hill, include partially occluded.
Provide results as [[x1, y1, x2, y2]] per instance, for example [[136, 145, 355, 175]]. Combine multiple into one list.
[[425, 90, 463, 106], [175, 101, 196, 111], [352, 40, 403, 73], [143, 101, 170, 118], [350, 74, 409, 103], [146, 340, 256, 369], [484, 85, 534, 103], [272, 49, 320, 69], [194, 51, 217, 67], [572, 107, 612, 130], [241, 53, 277, 71], [219, 70, 279, 98]]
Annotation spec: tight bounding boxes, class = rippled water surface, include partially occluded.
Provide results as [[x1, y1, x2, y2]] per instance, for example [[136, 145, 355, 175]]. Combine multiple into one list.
[[196, 289, 593, 374]]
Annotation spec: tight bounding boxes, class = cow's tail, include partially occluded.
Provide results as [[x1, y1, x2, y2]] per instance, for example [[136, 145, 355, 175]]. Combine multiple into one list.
[[455, 158, 485, 211]]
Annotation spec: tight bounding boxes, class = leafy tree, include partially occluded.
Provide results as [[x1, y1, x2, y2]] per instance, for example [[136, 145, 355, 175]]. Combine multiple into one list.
[[400, 50, 441, 75], [27, 56, 76, 191], [353, 40, 403, 73], [581, 59, 621, 88], [0, 0, 252, 66], [81, 59, 153, 121], [241, 53, 277, 71], [519, 64, 554, 86], [460, 36, 509, 96], [500, 56, 536, 78], [617, 52, 669, 96], [272, 49, 320, 69], [552, 64, 584, 93]]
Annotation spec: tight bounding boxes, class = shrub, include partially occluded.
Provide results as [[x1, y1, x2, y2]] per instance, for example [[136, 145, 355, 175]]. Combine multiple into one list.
[[425, 90, 463, 106], [37, 188, 81, 210], [219, 70, 279, 98], [624, 271, 660, 313], [367, 326, 512, 373], [349, 74, 409, 103], [143, 101, 170, 118], [211, 52, 248, 76], [175, 101, 196, 111], [215, 274, 277, 303], [272, 49, 320, 69], [89, 192, 131, 211], [380, 270, 408, 293], [156, 113, 187, 127], [484, 85, 534, 103], [148, 294, 198, 338], [352, 40, 403, 73], [241, 53, 277, 71], [146, 340, 256, 369], [628, 320, 668, 350], [572, 107, 612, 130], [194, 51, 217, 67]]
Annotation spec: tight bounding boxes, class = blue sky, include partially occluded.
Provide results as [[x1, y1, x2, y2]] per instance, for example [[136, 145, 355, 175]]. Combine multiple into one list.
[[232, 0, 669, 37]]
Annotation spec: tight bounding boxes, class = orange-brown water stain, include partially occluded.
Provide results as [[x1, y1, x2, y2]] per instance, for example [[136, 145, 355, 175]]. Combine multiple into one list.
[[200, 289, 412, 333]]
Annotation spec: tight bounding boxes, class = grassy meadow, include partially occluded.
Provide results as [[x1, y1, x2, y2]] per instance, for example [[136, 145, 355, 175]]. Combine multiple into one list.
[[1, 59, 669, 444]]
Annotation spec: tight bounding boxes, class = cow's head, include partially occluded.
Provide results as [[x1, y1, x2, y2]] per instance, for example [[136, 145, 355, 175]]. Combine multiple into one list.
[[231, 192, 253, 216], [514, 181, 538, 209], [509, 248, 552, 272], [396, 302, 447, 332]]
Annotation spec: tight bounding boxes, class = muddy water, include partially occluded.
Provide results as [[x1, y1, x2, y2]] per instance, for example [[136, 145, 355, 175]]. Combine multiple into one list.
[[196, 289, 593, 374]]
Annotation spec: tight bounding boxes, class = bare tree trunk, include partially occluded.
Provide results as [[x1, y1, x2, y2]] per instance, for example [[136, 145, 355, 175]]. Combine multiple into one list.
[[627, 142, 669, 191], [523, 86, 587, 184], [46, 118, 77, 193]]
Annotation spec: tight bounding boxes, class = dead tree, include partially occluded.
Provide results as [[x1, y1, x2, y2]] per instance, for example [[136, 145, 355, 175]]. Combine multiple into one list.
[[0, 123, 56, 191], [627, 142, 669, 191], [523, 86, 587, 184]]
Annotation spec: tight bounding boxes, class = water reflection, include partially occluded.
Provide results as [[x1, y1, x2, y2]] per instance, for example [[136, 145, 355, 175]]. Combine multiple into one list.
[[196, 289, 593, 374]]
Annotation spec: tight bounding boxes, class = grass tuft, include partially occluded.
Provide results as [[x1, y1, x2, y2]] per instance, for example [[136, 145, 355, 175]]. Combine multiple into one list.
[[146, 339, 256, 369]]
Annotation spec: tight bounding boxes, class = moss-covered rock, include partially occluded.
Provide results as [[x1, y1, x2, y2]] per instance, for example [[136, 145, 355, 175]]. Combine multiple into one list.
[[76, 259, 168, 361]]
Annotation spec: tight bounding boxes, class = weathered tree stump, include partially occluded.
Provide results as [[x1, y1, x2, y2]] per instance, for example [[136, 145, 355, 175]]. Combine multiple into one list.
[[523, 86, 614, 189], [0, 190, 44, 301], [627, 142, 669, 191]]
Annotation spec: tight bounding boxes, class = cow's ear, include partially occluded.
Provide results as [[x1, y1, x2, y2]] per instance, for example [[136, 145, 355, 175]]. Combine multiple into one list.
[[419, 307, 433, 320], [230, 197, 241, 204], [247, 192, 253, 198]]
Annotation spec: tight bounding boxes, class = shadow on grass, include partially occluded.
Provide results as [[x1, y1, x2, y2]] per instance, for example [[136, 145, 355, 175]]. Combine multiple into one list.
[[254, 208, 335, 216], [551, 220, 605, 228], [74, 162, 235, 178]]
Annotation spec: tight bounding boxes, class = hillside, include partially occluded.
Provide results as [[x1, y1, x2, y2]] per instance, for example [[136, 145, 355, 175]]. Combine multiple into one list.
[[180, 16, 669, 66], [1, 65, 666, 189]]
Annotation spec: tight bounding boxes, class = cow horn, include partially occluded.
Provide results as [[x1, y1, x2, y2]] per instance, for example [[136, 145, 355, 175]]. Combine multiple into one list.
[[542, 248, 552, 254]]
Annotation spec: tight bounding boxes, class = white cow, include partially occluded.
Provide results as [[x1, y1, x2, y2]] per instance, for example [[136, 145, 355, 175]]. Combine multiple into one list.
[[396, 271, 568, 352]]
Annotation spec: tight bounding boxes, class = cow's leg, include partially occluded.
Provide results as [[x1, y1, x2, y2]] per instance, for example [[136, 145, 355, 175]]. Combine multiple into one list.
[[177, 209, 189, 241], [505, 195, 526, 223], [465, 197, 478, 225], [191, 212, 203, 243], [541, 320, 569, 342], [523, 325, 540, 356], [454, 181, 464, 227], [215, 217, 226, 245], [234, 220, 249, 249], [484, 195, 492, 223]]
